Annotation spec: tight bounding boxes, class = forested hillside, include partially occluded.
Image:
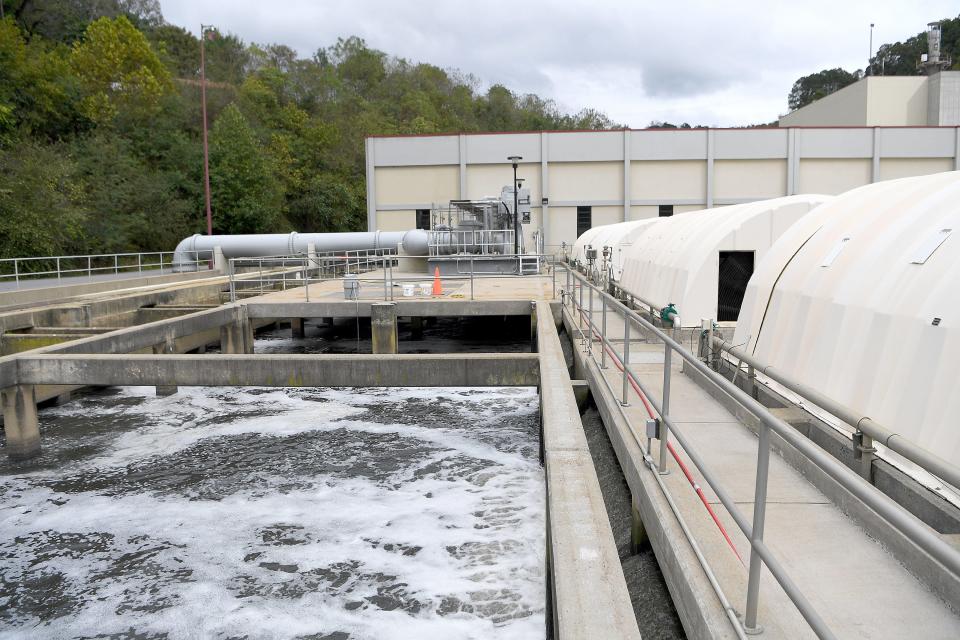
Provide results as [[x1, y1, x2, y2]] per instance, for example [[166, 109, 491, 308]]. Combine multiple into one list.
[[0, 1, 615, 259], [787, 15, 960, 112]]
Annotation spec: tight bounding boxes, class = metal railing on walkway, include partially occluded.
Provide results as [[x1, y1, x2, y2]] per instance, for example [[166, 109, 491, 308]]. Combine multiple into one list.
[[0, 250, 214, 288], [560, 266, 960, 640], [711, 336, 960, 493], [227, 252, 559, 303], [428, 229, 515, 256]]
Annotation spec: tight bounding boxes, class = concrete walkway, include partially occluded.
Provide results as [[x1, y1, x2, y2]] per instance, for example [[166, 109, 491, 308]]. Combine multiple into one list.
[[567, 304, 960, 639]]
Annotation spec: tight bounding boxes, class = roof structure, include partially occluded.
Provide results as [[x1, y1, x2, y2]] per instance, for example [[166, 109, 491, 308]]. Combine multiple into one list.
[[733, 171, 960, 468], [616, 195, 831, 324]]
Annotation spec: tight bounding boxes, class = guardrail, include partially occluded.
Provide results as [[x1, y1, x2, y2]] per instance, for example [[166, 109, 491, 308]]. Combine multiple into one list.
[[428, 229, 515, 256], [712, 336, 960, 492], [560, 265, 960, 640], [0, 251, 214, 288], [227, 252, 559, 303]]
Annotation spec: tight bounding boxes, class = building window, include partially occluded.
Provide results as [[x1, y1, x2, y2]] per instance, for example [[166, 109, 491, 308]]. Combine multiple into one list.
[[659, 204, 674, 217], [576, 206, 592, 238], [416, 209, 431, 230]]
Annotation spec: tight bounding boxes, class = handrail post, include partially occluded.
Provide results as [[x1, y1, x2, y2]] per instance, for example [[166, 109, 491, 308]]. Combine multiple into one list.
[[304, 256, 310, 302], [578, 277, 584, 328], [565, 265, 571, 305], [382, 256, 388, 300], [552, 257, 556, 299], [600, 295, 608, 369], [587, 285, 595, 354], [87, 256, 91, 278], [56, 257, 61, 281], [659, 342, 672, 474], [744, 420, 772, 634], [706, 320, 715, 368], [14, 259, 19, 287], [621, 314, 631, 407], [229, 259, 236, 303], [470, 258, 475, 300], [114, 254, 118, 274]]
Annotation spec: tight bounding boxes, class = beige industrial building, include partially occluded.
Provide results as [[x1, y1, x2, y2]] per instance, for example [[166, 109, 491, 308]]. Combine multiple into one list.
[[365, 125, 960, 252], [781, 22, 958, 127], [778, 72, 960, 127]]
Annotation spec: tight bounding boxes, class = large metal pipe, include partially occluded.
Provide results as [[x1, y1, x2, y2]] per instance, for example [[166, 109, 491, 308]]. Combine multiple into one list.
[[173, 230, 430, 271]]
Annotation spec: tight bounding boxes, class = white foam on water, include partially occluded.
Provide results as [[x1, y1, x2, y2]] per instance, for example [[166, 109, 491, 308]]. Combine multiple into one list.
[[0, 386, 545, 639]]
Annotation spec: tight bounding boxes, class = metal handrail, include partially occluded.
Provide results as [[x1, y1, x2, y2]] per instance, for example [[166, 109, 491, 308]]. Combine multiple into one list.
[[227, 252, 560, 303], [0, 250, 214, 287], [561, 266, 960, 640], [428, 229, 515, 256], [712, 336, 960, 491]]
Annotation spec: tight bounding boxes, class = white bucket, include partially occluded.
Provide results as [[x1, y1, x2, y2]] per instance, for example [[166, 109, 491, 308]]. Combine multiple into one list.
[[419, 282, 431, 295], [402, 284, 416, 297]]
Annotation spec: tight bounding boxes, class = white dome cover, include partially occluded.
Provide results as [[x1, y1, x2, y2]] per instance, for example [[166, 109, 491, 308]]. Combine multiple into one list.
[[618, 195, 831, 325], [570, 219, 663, 280], [732, 171, 960, 468]]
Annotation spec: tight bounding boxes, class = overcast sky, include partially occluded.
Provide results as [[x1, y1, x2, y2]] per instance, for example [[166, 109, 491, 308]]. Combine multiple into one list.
[[159, 0, 957, 128]]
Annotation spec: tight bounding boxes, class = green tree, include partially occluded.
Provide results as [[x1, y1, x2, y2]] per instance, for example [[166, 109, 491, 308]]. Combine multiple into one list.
[[286, 174, 364, 233], [209, 103, 283, 234], [0, 141, 87, 258], [788, 16, 960, 111], [146, 23, 199, 79], [0, 17, 80, 139], [787, 68, 861, 111], [70, 15, 172, 124], [0, 16, 619, 260]]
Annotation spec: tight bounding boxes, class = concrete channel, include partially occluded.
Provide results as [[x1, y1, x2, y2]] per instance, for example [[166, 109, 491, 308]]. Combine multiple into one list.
[[2, 267, 958, 639], [0, 272, 647, 638]]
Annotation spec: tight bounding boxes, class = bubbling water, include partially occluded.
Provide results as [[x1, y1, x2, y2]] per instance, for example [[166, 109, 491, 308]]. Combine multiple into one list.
[[0, 386, 545, 639]]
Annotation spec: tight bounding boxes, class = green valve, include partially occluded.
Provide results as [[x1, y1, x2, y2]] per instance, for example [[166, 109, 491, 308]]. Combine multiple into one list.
[[660, 303, 677, 322]]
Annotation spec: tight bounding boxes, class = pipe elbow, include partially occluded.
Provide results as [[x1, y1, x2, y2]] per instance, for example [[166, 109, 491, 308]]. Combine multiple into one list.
[[173, 234, 202, 272]]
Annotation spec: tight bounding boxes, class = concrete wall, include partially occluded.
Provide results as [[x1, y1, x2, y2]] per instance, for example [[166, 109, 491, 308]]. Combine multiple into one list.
[[713, 159, 787, 201], [929, 72, 960, 126], [374, 165, 459, 206], [798, 159, 873, 195], [779, 76, 945, 128], [866, 77, 929, 125], [879, 157, 955, 181], [631, 160, 706, 201], [367, 127, 960, 251], [779, 80, 869, 127], [550, 162, 623, 202]]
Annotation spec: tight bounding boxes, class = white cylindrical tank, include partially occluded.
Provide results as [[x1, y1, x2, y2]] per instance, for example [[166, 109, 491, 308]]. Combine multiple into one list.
[[731, 171, 960, 469]]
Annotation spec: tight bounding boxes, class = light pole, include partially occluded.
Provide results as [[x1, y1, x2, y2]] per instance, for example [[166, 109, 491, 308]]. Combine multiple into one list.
[[508, 156, 522, 256], [200, 24, 214, 236], [868, 23, 875, 76]]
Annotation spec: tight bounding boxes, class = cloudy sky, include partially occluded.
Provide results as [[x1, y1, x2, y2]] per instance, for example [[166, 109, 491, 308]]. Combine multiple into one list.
[[159, 0, 956, 128]]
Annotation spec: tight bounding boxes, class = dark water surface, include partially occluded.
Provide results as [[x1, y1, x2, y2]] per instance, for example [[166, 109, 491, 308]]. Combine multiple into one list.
[[0, 383, 544, 639], [253, 316, 534, 355]]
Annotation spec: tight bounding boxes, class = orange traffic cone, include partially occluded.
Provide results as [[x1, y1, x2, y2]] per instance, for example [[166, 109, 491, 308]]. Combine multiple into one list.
[[432, 266, 443, 296]]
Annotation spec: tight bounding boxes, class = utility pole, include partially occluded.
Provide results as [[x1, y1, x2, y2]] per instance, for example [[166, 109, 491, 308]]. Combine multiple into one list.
[[508, 156, 522, 256], [200, 24, 213, 236], [868, 23, 875, 76]]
